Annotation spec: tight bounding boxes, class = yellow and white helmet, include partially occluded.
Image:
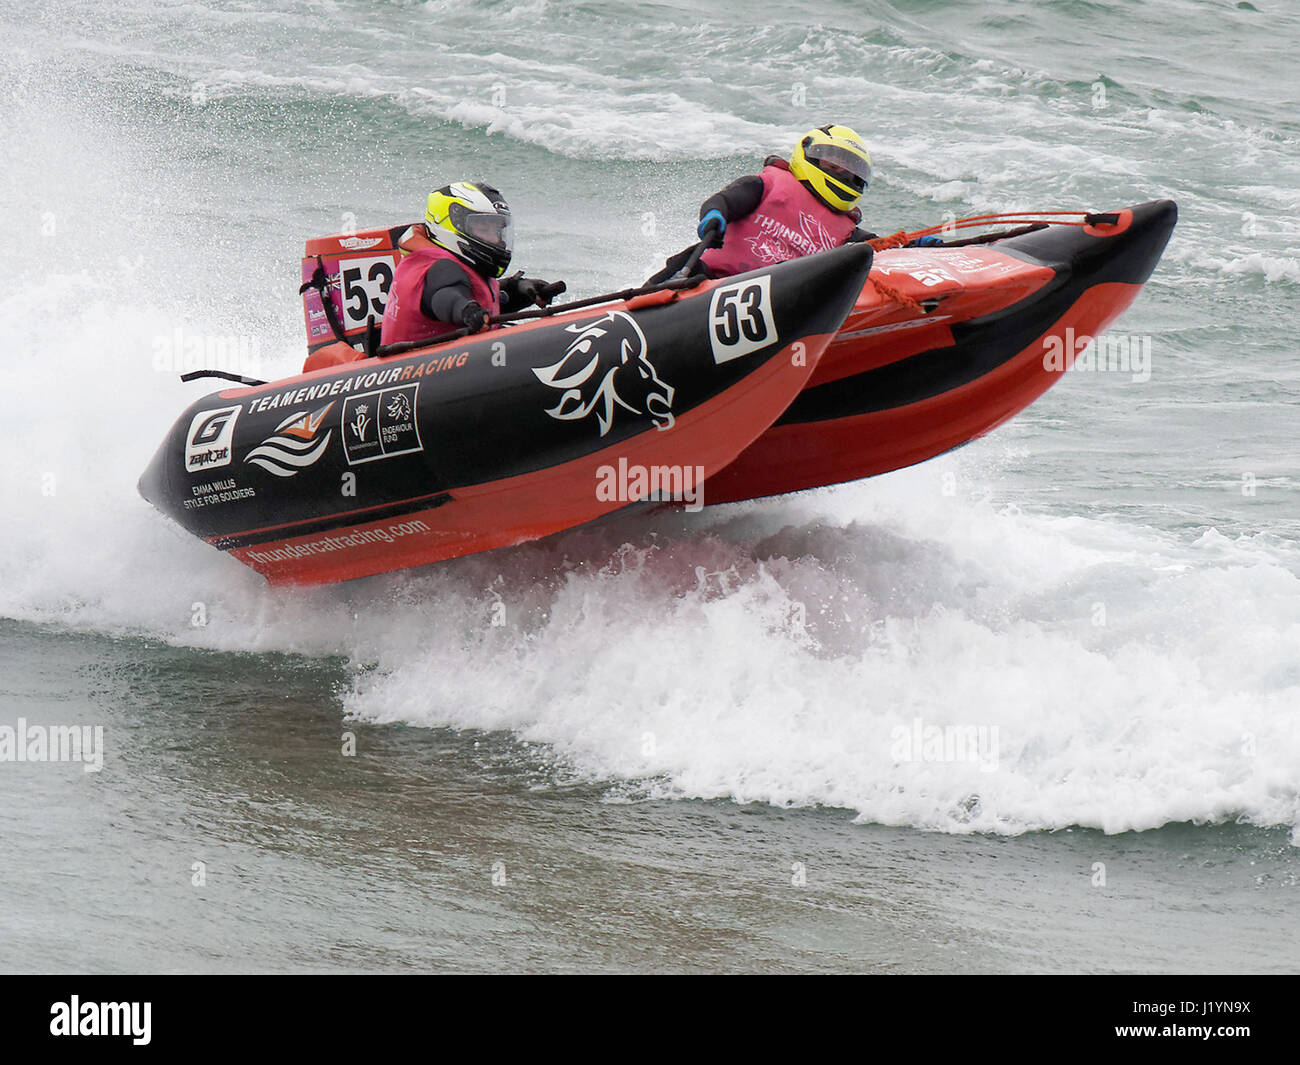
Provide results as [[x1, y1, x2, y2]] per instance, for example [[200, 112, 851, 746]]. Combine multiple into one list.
[[424, 181, 514, 278], [788, 125, 872, 212]]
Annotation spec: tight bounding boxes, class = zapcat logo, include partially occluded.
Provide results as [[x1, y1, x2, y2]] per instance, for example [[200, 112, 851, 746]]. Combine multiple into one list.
[[185, 405, 241, 472], [245, 402, 336, 477], [532, 311, 675, 437]]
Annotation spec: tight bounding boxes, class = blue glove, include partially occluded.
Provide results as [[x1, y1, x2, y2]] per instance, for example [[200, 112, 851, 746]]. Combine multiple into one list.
[[908, 234, 943, 247], [698, 209, 726, 246]]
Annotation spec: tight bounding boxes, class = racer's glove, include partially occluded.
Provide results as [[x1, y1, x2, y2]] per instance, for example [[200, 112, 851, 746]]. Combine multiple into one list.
[[532, 279, 567, 306], [908, 234, 944, 247], [460, 300, 490, 332], [698, 209, 727, 248], [502, 272, 568, 309]]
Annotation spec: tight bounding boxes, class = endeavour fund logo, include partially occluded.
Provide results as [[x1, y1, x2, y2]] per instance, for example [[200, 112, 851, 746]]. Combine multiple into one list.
[[50, 996, 151, 1046], [184, 405, 241, 472], [342, 384, 422, 465]]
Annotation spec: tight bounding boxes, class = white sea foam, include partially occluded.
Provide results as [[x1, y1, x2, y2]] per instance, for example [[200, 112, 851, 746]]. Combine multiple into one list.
[[2, 281, 1297, 840], [1207, 251, 1300, 285]]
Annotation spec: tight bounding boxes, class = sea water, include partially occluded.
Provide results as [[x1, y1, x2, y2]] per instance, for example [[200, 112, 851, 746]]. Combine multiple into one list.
[[0, 0, 1297, 972]]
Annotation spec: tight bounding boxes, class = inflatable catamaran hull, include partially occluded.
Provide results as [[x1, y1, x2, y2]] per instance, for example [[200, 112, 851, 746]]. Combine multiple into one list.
[[139, 243, 877, 585], [140, 202, 1175, 586], [707, 200, 1178, 502]]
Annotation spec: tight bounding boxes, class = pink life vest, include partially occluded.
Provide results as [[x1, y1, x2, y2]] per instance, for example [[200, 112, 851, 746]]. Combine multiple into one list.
[[700, 162, 858, 278], [380, 230, 501, 346]]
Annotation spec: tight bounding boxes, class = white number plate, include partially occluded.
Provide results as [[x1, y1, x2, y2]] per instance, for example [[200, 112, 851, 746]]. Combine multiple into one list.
[[708, 275, 777, 364], [337, 254, 397, 330]]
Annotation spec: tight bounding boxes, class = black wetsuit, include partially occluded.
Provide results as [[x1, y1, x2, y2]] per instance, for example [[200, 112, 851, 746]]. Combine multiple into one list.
[[419, 259, 542, 324]]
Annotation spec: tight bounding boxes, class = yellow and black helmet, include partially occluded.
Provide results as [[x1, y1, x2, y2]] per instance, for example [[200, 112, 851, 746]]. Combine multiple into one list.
[[789, 125, 872, 212], [424, 181, 514, 278]]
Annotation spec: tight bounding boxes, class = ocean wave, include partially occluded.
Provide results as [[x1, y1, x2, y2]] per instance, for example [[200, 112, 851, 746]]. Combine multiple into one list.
[[1206, 251, 1300, 285], [3, 0, 1296, 844], [3, 300, 1296, 842]]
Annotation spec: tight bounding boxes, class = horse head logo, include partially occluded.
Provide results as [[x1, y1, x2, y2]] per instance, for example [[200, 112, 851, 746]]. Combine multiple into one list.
[[532, 311, 675, 436]]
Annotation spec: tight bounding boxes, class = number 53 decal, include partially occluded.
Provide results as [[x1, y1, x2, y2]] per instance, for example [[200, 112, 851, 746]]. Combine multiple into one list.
[[337, 255, 395, 329], [708, 275, 777, 364]]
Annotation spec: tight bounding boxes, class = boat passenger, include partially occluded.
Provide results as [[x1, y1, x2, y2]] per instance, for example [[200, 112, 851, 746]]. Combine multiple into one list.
[[649, 125, 937, 282], [381, 181, 565, 347]]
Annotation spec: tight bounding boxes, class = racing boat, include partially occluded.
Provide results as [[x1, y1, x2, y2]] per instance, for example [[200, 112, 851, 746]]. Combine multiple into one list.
[[139, 199, 1175, 586], [706, 199, 1178, 502], [138, 242, 876, 585]]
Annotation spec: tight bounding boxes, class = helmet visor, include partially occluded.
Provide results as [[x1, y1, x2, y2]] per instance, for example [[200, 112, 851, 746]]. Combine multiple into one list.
[[449, 202, 514, 253], [805, 142, 872, 193]]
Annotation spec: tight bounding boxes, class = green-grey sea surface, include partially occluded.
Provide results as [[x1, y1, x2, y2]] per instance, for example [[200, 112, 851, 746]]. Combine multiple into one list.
[[0, 0, 1296, 972]]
